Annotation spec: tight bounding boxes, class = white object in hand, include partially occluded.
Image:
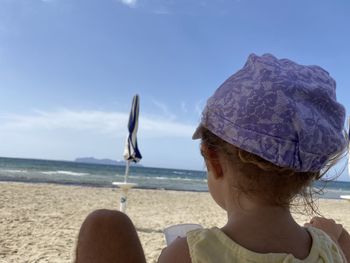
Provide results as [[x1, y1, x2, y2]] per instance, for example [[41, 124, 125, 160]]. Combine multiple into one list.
[[164, 224, 203, 245]]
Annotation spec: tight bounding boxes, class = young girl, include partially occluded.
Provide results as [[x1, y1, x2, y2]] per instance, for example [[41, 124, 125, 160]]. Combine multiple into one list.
[[75, 54, 350, 263]]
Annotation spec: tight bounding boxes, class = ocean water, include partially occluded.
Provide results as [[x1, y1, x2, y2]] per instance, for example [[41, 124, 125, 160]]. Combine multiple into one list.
[[0, 157, 350, 199], [0, 157, 208, 192]]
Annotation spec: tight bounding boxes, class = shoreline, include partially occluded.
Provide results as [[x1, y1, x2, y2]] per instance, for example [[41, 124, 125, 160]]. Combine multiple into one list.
[[1, 179, 349, 199], [0, 179, 208, 193], [1, 182, 350, 262]]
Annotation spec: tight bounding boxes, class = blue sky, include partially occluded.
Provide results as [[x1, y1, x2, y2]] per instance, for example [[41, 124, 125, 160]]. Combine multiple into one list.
[[0, 0, 349, 180]]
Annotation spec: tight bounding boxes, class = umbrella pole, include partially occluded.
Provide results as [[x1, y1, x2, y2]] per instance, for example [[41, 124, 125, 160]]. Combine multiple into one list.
[[120, 187, 129, 212], [124, 160, 130, 182], [119, 160, 131, 213]]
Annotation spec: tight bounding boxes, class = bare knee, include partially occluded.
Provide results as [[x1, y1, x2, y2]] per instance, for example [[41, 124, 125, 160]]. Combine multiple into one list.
[[86, 209, 128, 221], [75, 209, 145, 263], [83, 209, 133, 230], [78, 209, 136, 243]]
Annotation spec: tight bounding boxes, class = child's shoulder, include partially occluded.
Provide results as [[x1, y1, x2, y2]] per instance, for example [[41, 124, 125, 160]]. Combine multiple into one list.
[[307, 226, 343, 251], [157, 237, 191, 263], [301, 226, 345, 262]]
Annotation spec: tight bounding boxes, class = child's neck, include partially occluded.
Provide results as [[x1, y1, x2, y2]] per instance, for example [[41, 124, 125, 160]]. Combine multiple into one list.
[[222, 197, 312, 259]]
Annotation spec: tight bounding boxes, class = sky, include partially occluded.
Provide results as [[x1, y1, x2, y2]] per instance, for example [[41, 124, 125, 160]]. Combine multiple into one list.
[[0, 0, 349, 180]]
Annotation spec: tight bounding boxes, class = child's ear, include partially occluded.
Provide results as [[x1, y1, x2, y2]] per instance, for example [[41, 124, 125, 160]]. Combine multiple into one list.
[[203, 146, 223, 179]]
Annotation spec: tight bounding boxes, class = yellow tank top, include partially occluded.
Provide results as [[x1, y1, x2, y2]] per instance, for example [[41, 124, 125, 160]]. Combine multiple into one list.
[[187, 226, 344, 263]]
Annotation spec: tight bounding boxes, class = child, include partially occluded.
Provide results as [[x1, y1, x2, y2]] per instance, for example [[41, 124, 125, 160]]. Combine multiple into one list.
[[75, 54, 350, 263]]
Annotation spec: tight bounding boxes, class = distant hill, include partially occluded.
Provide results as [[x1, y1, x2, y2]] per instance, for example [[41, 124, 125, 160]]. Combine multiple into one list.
[[74, 157, 142, 167]]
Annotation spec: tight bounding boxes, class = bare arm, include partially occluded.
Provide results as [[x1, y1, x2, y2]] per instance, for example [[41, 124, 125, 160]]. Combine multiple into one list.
[[158, 237, 192, 263]]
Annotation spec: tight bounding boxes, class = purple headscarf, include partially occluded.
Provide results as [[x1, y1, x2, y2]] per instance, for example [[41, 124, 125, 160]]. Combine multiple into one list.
[[193, 54, 347, 172]]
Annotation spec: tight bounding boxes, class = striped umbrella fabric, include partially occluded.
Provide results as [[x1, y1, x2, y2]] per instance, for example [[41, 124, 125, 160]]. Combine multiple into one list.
[[123, 94, 142, 163], [113, 94, 141, 213]]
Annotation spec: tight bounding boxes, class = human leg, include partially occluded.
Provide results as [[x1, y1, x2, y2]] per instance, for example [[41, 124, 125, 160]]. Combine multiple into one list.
[[75, 209, 146, 263]]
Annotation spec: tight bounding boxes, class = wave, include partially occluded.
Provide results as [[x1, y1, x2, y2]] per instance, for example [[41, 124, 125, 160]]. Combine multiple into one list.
[[172, 171, 187, 175], [0, 169, 28, 173], [128, 175, 206, 183], [41, 170, 89, 177]]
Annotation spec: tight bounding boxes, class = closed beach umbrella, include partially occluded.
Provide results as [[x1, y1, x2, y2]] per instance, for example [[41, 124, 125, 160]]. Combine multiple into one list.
[[114, 94, 142, 213], [123, 94, 142, 167]]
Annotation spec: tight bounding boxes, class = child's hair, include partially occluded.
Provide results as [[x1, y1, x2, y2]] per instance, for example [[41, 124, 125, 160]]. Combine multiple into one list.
[[200, 127, 348, 214]]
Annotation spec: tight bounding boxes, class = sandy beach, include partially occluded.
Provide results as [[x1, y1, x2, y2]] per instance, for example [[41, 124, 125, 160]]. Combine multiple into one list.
[[0, 182, 349, 263]]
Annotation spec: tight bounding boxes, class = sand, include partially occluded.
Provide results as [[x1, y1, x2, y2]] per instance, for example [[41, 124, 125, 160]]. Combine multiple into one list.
[[0, 182, 349, 263]]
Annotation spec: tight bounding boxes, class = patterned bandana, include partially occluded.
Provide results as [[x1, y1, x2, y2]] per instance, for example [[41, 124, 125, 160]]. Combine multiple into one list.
[[193, 53, 347, 172]]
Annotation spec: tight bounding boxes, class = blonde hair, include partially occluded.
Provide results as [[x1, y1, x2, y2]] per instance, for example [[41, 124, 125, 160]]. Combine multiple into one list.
[[200, 128, 348, 214]]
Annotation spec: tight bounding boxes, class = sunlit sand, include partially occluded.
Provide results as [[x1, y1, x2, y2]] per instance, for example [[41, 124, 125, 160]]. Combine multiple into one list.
[[0, 182, 349, 263]]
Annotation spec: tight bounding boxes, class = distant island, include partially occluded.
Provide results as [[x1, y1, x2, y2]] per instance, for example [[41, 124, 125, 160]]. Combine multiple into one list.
[[74, 157, 142, 167]]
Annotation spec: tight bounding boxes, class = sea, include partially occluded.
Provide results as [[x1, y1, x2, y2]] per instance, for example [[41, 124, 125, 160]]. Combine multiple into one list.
[[1, 157, 350, 200]]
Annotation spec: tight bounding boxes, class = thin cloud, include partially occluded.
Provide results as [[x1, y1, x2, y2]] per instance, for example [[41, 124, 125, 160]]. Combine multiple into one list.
[[152, 7, 171, 15], [0, 109, 196, 167], [195, 99, 205, 117], [0, 110, 127, 135], [0, 109, 195, 138], [151, 99, 177, 120], [181, 101, 188, 113], [119, 0, 137, 8]]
